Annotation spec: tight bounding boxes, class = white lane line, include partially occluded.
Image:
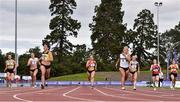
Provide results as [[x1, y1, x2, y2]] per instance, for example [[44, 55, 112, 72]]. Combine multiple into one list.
[[105, 87, 180, 100], [13, 87, 67, 102], [93, 87, 147, 101], [63, 86, 98, 101]]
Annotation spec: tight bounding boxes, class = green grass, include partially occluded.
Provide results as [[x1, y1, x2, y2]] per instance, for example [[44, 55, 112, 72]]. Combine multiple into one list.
[[49, 70, 180, 81], [49, 73, 105, 81]]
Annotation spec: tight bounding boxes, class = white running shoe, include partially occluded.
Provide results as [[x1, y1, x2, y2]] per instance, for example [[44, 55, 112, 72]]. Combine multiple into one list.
[[121, 86, 125, 90]]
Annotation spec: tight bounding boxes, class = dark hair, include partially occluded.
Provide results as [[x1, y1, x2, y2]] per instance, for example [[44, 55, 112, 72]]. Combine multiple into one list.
[[42, 40, 50, 49]]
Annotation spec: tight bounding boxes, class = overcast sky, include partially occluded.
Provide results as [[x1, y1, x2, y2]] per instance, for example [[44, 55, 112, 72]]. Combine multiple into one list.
[[0, 0, 179, 55]]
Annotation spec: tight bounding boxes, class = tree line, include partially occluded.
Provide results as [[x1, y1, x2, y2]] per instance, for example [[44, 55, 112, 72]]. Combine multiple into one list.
[[0, 0, 179, 78]]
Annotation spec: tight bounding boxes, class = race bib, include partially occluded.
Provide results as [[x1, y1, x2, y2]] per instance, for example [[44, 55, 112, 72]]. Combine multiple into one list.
[[90, 63, 95, 67], [42, 54, 49, 60], [31, 60, 37, 65], [153, 69, 159, 74], [171, 69, 177, 73]]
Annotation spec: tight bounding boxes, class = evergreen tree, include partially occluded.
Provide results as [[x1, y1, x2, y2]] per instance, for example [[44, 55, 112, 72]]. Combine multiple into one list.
[[89, 0, 126, 65], [161, 22, 180, 62], [131, 9, 157, 65], [45, 0, 81, 62], [0, 50, 5, 72]]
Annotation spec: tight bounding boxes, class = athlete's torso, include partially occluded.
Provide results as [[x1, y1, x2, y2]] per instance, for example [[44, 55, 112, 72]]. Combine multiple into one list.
[[87, 60, 96, 71], [119, 54, 129, 68], [151, 64, 160, 74], [41, 51, 52, 65], [29, 58, 38, 69], [129, 61, 138, 72], [6, 59, 15, 69], [169, 64, 178, 73]]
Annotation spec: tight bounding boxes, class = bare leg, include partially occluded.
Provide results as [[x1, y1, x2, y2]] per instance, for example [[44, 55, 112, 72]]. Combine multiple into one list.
[[30, 71, 33, 87], [40, 66, 46, 89], [90, 71, 95, 87], [133, 72, 137, 90], [33, 69, 38, 87], [119, 68, 126, 89], [10, 73, 14, 88], [45, 68, 51, 80], [87, 72, 90, 81], [125, 70, 129, 81], [170, 75, 175, 89], [152, 76, 156, 90], [6, 72, 10, 87]]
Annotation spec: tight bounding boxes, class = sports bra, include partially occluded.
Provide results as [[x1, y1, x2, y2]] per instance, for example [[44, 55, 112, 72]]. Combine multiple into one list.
[[130, 61, 138, 69], [29, 58, 38, 69], [151, 64, 160, 74], [169, 64, 178, 73], [6, 60, 15, 69], [87, 60, 96, 67]]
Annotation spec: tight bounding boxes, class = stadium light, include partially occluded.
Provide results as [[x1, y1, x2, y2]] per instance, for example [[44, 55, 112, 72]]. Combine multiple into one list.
[[154, 2, 162, 64]]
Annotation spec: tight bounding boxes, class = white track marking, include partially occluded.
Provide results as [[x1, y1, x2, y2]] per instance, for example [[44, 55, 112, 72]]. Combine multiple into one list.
[[13, 87, 67, 102], [104, 87, 180, 100], [63, 86, 98, 101], [93, 87, 148, 101]]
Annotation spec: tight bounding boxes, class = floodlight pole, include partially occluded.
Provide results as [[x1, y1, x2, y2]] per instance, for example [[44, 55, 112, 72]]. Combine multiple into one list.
[[154, 2, 162, 65], [15, 0, 18, 75]]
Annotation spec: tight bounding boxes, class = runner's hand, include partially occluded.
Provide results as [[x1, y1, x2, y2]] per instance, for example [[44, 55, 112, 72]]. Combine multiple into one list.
[[115, 64, 118, 69], [4, 68, 7, 72]]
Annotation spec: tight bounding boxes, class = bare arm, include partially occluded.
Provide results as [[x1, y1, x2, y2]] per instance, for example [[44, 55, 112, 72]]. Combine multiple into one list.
[[4, 61, 8, 72], [126, 54, 131, 62], [150, 65, 152, 71], [86, 61, 89, 68], [95, 61, 97, 70], [115, 58, 119, 68], [176, 64, 179, 70], [159, 65, 162, 72], [14, 60, 18, 68], [48, 52, 53, 62], [27, 59, 31, 66]]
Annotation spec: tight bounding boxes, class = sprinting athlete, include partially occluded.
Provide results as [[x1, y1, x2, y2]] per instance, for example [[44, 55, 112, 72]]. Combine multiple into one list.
[[116, 46, 131, 90], [150, 59, 161, 91], [27, 53, 39, 88], [4, 54, 16, 88], [169, 59, 179, 90], [40, 41, 53, 89], [86, 55, 97, 88], [129, 55, 140, 90]]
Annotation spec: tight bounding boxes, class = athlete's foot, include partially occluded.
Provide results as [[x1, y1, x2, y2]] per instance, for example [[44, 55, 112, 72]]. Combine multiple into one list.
[[153, 87, 156, 91], [41, 84, 45, 89], [45, 84, 48, 87], [91, 85, 94, 89], [170, 85, 173, 89], [32, 85, 37, 88], [171, 87, 175, 90], [6, 83, 9, 87], [121, 86, 125, 90], [133, 87, 136, 90]]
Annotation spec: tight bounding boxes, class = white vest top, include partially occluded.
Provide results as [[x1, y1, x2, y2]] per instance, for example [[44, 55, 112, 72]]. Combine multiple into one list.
[[29, 58, 38, 68], [119, 54, 129, 68], [130, 61, 138, 69]]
